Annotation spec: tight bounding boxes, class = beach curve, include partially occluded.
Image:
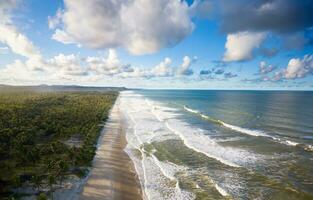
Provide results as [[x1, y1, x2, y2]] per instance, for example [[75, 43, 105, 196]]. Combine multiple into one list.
[[79, 98, 143, 200]]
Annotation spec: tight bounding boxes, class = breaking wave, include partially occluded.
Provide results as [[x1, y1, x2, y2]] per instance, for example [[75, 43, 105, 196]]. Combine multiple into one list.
[[182, 105, 313, 151]]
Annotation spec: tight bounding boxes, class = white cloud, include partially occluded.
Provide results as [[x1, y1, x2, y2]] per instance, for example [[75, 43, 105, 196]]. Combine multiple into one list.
[[0, 24, 41, 59], [0, 59, 48, 84], [48, 8, 63, 29], [177, 56, 197, 76], [1, 0, 201, 86], [223, 31, 267, 62], [0, 24, 47, 72], [259, 61, 275, 74], [87, 49, 133, 75], [285, 55, 313, 79], [150, 57, 173, 77], [0, 0, 17, 23], [50, 0, 194, 55], [0, 2, 46, 72], [119, 57, 174, 78], [0, 46, 9, 54], [52, 29, 75, 45], [0, 0, 198, 84], [255, 55, 313, 81], [47, 54, 88, 76]]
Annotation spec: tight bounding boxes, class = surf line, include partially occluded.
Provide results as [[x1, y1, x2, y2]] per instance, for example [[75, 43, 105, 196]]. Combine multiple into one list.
[[145, 100, 240, 168], [127, 110, 193, 200], [182, 105, 313, 151], [144, 100, 235, 198], [127, 112, 150, 200]]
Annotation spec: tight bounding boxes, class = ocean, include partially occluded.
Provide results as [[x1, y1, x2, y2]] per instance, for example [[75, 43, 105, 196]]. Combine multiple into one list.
[[119, 90, 313, 200]]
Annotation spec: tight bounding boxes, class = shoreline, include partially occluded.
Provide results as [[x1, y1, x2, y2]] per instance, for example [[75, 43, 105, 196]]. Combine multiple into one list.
[[79, 98, 143, 200]]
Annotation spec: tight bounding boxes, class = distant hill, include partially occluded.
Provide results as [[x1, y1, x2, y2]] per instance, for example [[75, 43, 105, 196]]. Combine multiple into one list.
[[0, 84, 127, 92]]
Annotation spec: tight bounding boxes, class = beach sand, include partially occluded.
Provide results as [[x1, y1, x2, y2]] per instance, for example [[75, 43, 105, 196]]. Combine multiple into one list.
[[79, 99, 143, 200]]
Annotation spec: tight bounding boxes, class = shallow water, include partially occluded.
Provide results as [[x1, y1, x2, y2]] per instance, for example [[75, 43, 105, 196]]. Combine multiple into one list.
[[120, 90, 313, 200]]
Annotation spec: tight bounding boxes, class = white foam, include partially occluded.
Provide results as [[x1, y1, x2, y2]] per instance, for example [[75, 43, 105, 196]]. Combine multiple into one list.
[[121, 93, 195, 200], [214, 183, 229, 197], [164, 121, 241, 168], [222, 122, 268, 137], [304, 144, 313, 152], [120, 92, 270, 199], [183, 105, 305, 149], [141, 96, 259, 167], [123, 113, 149, 200], [183, 106, 199, 114], [214, 137, 245, 142], [151, 155, 176, 181], [281, 139, 299, 146]]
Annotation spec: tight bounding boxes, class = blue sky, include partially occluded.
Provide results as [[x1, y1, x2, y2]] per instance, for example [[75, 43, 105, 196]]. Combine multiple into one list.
[[0, 0, 313, 89]]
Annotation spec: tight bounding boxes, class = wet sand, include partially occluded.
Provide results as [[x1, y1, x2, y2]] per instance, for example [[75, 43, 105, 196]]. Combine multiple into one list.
[[79, 100, 143, 200]]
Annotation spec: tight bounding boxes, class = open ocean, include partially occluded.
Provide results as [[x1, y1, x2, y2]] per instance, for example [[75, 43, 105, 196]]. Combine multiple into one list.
[[119, 90, 313, 199]]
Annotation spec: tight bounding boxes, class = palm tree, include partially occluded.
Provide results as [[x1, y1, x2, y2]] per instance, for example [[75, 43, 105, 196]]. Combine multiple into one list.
[[48, 175, 56, 200], [31, 175, 42, 192], [57, 160, 69, 186]]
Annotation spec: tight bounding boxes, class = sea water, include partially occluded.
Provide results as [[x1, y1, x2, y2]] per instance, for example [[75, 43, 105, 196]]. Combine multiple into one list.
[[120, 90, 313, 200]]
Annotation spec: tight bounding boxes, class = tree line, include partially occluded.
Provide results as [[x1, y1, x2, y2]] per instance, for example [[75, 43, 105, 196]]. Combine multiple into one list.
[[0, 90, 117, 199]]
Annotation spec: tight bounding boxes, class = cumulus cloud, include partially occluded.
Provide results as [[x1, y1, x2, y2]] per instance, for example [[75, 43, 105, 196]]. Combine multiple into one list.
[[50, 0, 194, 55], [1, 0, 202, 85], [51, 29, 76, 45], [120, 57, 175, 78], [150, 57, 173, 77], [259, 61, 276, 74], [0, 24, 47, 71], [176, 56, 197, 76], [0, 59, 39, 83], [0, 24, 41, 58], [223, 31, 267, 62], [285, 54, 313, 79], [87, 49, 133, 76], [48, 8, 63, 29], [2, 47, 199, 84], [119, 56, 198, 79], [0, 1, 47, 72], [47, 54, 88, 76], [252, 55, 313, 82]]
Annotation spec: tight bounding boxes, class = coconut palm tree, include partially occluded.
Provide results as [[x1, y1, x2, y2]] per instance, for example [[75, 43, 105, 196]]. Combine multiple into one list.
[[48, 175, 56, 200]]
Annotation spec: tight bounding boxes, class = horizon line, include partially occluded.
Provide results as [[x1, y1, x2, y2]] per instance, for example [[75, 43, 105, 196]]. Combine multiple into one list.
[[1, 84, 313, 92]]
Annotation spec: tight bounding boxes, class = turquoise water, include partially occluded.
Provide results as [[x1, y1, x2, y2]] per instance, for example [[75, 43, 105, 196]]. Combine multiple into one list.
[[121, 90, 313, 199]]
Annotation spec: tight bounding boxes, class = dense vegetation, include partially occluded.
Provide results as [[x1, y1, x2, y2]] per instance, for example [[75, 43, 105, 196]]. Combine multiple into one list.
[[0, 89, 118, 199]]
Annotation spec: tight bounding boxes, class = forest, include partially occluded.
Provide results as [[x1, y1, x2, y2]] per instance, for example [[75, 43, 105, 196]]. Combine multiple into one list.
[[0, 88, 118, 199]]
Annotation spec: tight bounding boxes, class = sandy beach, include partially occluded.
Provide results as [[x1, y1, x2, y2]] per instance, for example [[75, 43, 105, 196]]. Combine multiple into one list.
[[79, 99, 143, 200]]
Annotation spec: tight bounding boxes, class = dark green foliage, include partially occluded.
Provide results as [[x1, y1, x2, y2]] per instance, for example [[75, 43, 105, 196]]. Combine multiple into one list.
[[0, 90, 117, 199], [37, 193, 48, 200]]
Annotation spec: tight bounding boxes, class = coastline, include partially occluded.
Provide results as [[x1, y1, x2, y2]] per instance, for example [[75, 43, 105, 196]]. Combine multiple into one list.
[[79, 98, 143, 200]]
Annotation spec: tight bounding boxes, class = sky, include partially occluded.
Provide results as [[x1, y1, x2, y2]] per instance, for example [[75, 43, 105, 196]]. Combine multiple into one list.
[[0, 0, 313, 90]]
